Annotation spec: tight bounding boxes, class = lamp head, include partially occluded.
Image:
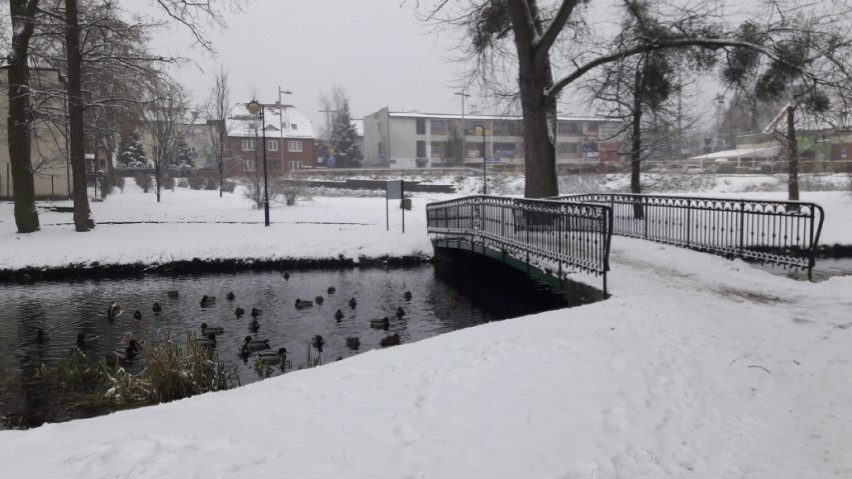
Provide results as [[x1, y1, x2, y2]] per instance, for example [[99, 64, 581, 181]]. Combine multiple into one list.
[[246, 100, 261, 115]]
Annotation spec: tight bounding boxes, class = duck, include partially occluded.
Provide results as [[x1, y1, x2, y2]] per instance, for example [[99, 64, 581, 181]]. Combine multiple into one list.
[[248, 318, 260, 332], [250, 307, 263, 318], [200, 295, 216, 307], [312, 335, 325, 352], [235, 307, 245, 318], [370, 317, 391, 330], [380, 333, 402, 348], [345, 337, 361, 350], [396, 306, 406, 318], [35, 328, 48, 345], [197, 333, 217, 347], [76, 333, 100, 345], [348, 297, 357, 309], [201, 323, 224, 335], [226, 292, 235, 301], [166, 290, 179, 299], [403, 291, 412, 301], [315, 295, 324, 305], [107, 301, 123, 320], [283, 272, 291, 281], [256, 347, 288, 363], [295, 298, 314, 309], [152, 302, 162, 313], [106, 339, 143, 365], [241, 335, 271, 352], [327, 286, 336, 295], [334, 309, 345, 322], [133, 310, 142, 321]]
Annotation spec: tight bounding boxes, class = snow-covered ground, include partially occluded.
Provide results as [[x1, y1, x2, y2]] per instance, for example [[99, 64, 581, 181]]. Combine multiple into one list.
[[0, 174, 851, 478]]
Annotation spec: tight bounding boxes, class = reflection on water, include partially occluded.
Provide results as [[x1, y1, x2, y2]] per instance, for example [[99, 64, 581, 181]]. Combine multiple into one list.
[[0, 261, 594, 427]]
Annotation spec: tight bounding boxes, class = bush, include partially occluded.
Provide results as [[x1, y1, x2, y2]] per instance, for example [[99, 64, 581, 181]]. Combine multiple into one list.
[[278, 176, 312, 206], [178, 178, 191, 188], [161, 176, 176, 191], [135, 174, 152, 193], [222, 179, 237, 193]]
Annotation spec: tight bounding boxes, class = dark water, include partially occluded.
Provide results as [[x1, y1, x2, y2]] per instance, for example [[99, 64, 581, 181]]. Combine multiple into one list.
[[0, 261, 595, 428]]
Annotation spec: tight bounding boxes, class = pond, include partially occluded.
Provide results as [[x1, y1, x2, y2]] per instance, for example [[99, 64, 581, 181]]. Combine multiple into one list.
[[0, 259, 598, 429]]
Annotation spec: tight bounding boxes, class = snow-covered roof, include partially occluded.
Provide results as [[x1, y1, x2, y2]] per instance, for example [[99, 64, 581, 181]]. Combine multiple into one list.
[[388, 111, 606, 122], [687, 146, 781, 161], [227, 104, 314, 139]]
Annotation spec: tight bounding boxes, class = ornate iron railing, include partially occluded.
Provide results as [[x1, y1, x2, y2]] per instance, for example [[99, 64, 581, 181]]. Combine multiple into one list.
[[426, 196, 613, 294], [557, 193, 824, 278]]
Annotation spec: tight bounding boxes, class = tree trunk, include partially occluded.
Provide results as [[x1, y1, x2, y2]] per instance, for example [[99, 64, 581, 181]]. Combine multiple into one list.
[[7, 0, 40, 233], [786, 106, 799, 202], [507, 0, 558, 199], [630, 67, 644, 219], [65, 0, 93, 231]]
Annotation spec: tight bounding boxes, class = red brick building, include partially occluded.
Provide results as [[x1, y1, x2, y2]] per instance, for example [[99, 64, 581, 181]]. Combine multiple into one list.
[[225, 103, 316, 178]]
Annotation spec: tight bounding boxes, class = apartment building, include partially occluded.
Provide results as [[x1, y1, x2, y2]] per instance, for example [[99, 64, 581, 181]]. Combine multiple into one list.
[[363, 107, 622, 170]]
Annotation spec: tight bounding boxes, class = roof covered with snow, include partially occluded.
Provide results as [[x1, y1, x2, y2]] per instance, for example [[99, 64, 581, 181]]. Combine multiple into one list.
[[227, 104, 315, 139], [387, 111, 607, 122], [687, 146, 782, 161]]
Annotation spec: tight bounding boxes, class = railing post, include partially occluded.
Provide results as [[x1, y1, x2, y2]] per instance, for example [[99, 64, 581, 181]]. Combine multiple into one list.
[[738, 200, 745, 256], [686, 202, 691, 247]]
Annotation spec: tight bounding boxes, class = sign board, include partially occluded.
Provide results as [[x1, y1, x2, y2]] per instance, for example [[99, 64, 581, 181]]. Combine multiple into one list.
[[582, 143, 592, 153], [386, 180, 403, 200], [327, 156, 335, 167], [841, 146, 848, 159]]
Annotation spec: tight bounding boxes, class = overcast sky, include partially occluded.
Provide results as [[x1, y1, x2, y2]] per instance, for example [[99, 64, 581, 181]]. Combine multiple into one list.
[[149, 1, 465, 131]]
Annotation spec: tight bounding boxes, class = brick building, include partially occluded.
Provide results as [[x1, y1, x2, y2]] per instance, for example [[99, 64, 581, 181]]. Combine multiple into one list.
[[225, 104, 316, 178]]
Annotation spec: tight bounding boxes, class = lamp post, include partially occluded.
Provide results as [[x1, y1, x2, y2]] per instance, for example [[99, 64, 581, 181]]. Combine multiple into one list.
[[454, 92, 470, 165], [475, 126, 490, 195], [247, 100, 270, 226], [277, 88, 292, 172]]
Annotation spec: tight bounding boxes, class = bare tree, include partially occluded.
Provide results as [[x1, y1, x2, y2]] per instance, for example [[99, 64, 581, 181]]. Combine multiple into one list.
[[145, 80, 192, 202], [421, 0, 852, 198], [5, 0, 42, 233], [206, 64, 232, 197]]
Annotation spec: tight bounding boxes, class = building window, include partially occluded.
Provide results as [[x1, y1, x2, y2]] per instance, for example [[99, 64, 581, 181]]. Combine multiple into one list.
[[288, 140, 303, 152], [289, 160, 303, 170], [557, 143, 580, 158], [416, 118, 426, 134], [416, 140, 426, 158], [492, 121, 519, 136], [242, 139, 256, 151], [291, 124, 298, 131], [244, 160, 257, 171], [431, 120, 449, 135], [493, 142, 517, 158], [267, 140, 279, 151], [558, 122, 581, 135]]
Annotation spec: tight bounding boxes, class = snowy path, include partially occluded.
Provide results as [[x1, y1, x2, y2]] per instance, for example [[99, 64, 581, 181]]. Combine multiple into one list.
[[1, 238, 850, 478]]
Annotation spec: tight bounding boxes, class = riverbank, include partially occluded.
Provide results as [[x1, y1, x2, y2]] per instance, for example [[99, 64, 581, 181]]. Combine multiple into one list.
[[1, 181, 851, 477]]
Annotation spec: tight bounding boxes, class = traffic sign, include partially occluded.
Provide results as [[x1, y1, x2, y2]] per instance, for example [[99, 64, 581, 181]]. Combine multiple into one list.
[[582, 143, 591, 153], [327, 156, 335, 167]]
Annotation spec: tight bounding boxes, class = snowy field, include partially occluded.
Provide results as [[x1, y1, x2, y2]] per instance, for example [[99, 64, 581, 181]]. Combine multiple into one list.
[[0, 173, 851, 478]]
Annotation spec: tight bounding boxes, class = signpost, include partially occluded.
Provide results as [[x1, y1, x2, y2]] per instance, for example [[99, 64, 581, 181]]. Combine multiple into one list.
[[386, 180, 404, 233]]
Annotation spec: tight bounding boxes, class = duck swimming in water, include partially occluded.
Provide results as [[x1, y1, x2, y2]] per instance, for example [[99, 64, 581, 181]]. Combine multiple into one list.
[[251, 307, 262, 318], [200, 295, 216, 307], [106, 339, 143, 365], [133, 310, 142, 321], [315, 296, 324, 305], [256, 348, 288, 364], [107, 302, 123, 320], [201, 323, 224, 335], [226, 292, 235, 301], [380, 333, 402, 348], [235, 307, 245, 318], [152, 302, 162, 313], [403, 291, 413, 301], [327, 286, 336, 295], [240, 335, 271, 353], [370, 317, 391, 330], [334, 309, 345, 322], [248, 318, 260, 332], [348, 298, 357, 309], [312, 335, 325, 352], [345, 337, 361, 350], [295, 298, 314, 309], [396, 307, 406, 318], [197, 334, 217, 347]]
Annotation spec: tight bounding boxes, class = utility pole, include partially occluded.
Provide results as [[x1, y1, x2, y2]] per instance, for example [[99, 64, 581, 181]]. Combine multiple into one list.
[[454, 92, 470, 165], [277, 87, 292, 172]]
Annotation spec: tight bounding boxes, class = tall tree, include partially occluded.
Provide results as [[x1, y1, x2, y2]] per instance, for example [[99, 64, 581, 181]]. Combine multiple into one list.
[[206, 65, 232, 197], [145, 80, 191, 202], [6, 0, 41, 233], [330, 100, 363, 168], [423, 0, 852, 198], [117, 129, 147, 167]]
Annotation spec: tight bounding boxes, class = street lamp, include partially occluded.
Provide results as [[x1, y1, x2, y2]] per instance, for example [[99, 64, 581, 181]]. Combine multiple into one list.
[[276, 88, 292, 172], [246, 99, 270, 226], [475, 126, 490, 195], [454, 92, 470, 165]]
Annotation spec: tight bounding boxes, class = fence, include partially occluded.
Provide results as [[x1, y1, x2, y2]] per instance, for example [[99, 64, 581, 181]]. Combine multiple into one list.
[[427, 195, 613, 293], [557, 193, 824, 278]]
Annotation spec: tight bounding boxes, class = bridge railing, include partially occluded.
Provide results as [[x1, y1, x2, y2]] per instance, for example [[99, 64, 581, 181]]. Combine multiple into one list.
[[556, 193, 824, 278], [426, 196, 613, 293]]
